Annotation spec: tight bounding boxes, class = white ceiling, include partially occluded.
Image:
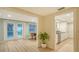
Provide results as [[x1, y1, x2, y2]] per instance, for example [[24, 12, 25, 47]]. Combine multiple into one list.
[[19, 7, 60, 16]]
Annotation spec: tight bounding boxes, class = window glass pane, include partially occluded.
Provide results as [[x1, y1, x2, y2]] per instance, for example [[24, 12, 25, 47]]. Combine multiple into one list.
[[8, 24, 13, 31], [8, 32, 13, 37], [29, 24, 36, 33], [17, 24, 22, 38], [7, 23, 14, 39]]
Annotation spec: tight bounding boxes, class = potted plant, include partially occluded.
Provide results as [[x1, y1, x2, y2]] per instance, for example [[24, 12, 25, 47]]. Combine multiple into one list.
[[38, 32, 49, 48]]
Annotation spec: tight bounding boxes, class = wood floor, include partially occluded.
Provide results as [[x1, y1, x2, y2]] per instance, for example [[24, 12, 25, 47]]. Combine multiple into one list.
[[0, 40, 53, 52], [0, 39, 73, 52], [56, 38, 73, 52]]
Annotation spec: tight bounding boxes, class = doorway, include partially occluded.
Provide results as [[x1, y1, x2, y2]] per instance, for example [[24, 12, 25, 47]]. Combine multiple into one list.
[[55, 12, 74, 52]]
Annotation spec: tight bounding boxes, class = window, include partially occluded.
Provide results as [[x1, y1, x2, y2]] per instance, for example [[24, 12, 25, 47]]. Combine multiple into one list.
[[17, 24, 22, 38], [29, 24, 36, 33], [7, 23, 14, 39]]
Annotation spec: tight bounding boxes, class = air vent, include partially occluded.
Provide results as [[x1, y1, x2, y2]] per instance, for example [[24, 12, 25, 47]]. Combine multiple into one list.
[[58, 7, 65, 10]]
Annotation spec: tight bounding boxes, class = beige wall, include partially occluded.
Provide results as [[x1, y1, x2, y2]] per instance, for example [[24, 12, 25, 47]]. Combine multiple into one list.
[[43, 15, 55, 49], [38, 16, 45, 47], [74, 8, 79, 51]]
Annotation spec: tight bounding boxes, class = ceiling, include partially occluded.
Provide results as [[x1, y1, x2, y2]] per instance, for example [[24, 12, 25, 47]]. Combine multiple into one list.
[[19, 7, 60, 16], [0, 8, 38, 23]]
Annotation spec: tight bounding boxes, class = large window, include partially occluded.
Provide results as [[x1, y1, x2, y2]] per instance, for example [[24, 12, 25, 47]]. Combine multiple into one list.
[[17, 24, 22, 38], [29, 23, 36, 33], [7, 23, 14, 39]]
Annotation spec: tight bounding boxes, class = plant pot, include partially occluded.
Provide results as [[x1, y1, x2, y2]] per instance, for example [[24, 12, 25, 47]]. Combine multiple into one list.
[[41, 44, 46, 48]]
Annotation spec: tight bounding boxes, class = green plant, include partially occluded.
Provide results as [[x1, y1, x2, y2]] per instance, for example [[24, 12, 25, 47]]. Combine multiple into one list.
[[38, 32, 49, 44]]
